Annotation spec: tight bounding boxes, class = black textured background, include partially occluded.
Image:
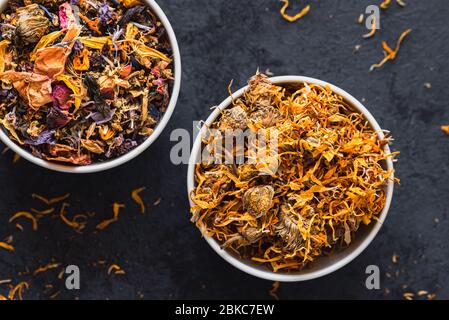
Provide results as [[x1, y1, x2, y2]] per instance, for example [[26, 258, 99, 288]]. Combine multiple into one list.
[[1, 0, 448, 300]]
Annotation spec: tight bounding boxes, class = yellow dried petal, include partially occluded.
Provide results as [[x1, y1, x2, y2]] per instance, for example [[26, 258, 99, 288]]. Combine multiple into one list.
[[78, 36, 112, 50], [118, 0, 142, 8], [0, 40, 11, 73], [30, 30, 65, 61], [279, 0, 310, 23], [55, 75, 83, 112], [9, 211, 38, 231], [131, 187, 146, 214], [0, 242, 14, 252]]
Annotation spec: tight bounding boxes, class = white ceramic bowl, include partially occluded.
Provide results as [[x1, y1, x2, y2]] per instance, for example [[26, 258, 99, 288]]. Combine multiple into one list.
[[187, 76, 394, 282], [0, 0, 181, 173]]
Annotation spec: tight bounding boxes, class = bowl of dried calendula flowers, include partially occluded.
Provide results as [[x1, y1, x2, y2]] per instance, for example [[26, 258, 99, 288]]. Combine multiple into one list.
[[0, 0, 181, 173], [188, 73, 396, 281]]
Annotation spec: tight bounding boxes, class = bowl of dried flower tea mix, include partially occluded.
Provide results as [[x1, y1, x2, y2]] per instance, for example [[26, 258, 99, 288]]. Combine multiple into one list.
[[188, 73, 396, 281], [0, 0, 181, 173]]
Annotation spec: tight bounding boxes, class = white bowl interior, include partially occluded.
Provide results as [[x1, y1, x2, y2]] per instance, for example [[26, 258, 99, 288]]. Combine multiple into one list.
[[0, 0, 181, 173], [187, 76, 394, 282]]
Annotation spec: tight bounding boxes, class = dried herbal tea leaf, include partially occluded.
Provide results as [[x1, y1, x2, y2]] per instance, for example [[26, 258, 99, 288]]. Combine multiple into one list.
[[191, 73, 397, 272], [0, 1, 174, 165]]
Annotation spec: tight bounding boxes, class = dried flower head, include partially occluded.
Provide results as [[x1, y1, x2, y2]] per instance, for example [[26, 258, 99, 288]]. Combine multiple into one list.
[[15, 4, 51, 45], [243, 185, 275, 218]]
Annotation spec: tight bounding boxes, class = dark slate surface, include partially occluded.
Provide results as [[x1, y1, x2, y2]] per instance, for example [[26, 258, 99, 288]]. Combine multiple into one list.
[[1, 0, 448, 300]]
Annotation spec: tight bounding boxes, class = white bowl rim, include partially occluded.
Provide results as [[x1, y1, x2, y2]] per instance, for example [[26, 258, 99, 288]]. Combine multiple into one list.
[[0, 0, 181, 174], [187, 75, 395, 282]]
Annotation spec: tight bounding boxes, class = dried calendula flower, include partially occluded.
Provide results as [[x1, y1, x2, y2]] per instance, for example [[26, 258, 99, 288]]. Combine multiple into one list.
[[191, 73, 397, 272], [219, 106, 248, 131], [274, 206, 306, 252], [243, 186, 275, 218], [15, 4, 50, 45], [237, 164, 259, 181], [248, 105, 281, 129], [0, 1, 174, 165], [222, 227, 269, 248]]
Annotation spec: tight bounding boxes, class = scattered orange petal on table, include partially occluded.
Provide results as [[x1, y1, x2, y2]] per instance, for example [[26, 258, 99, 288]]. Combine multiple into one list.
[[33, 263, 61, 276], [107, 264, 126, 275], [9, 211, 38, 231], [370, 29, 412, 71], [279, 0, 310, 23], [131, 187, 146, 214], [8, 282, 29, 300], [441, 125, 449, 135], [0, 242, 14, 252], [96, 203, 126, 230], [32, 193, 70, 205]]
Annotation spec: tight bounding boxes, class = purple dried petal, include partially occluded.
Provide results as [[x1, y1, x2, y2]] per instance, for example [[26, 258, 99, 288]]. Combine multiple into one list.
[[73, 40, 84, 53], [52, 82, 72, 110], [118, 6, 145, 27], [115, 139, 138, 157], [88, 109, 115, 125], [104, 136, 137, 158], [99, 3, 113, 28], [24, 130, 56, 146], [47, 107, 70, 129], [105, 134, 124, 158], [148, 105, 160, 121], [0, 89, 17, 100]]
